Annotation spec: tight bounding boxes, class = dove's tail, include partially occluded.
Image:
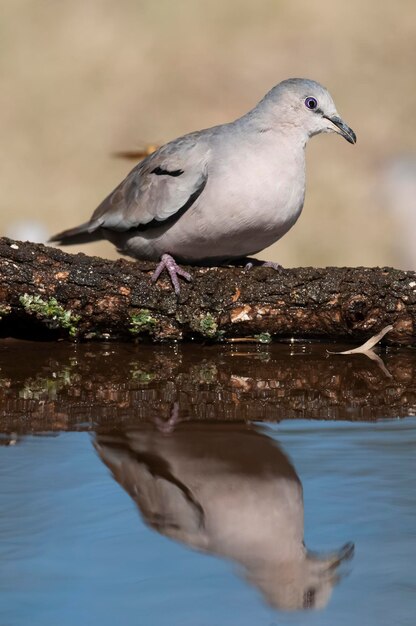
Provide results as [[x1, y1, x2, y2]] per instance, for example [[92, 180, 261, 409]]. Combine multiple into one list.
[[49, 221, 104, 246]]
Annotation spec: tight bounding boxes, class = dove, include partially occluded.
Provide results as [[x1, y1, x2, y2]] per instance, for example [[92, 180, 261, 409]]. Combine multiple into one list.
[[51, 78, 356, 294], [95, 422, 354, 611]]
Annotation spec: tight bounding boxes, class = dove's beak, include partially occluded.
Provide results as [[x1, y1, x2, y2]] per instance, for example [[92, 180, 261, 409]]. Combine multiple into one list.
[[327, 541, 355, 569], [324, 115, 357, 144]]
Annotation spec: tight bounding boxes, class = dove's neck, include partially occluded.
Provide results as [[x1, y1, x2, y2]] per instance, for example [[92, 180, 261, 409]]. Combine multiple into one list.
[[235, 105, 310, 149]]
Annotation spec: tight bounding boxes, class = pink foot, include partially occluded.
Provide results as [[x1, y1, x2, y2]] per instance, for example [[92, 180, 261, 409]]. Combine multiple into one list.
[[262, 261, 283, 271], [244, 260, 283, 272], [151, 254, 192, 295], [154, 402, 180, 434]]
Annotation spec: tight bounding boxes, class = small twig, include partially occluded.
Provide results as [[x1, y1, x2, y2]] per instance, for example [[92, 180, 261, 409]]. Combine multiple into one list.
[[327, 324, 394, 378], [327, 325, 394, 355]]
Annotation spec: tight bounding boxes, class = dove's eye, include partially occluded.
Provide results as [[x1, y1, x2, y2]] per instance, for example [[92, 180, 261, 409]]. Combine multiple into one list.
[[305, 97, 318, 110], [303, 587, 316, 609]]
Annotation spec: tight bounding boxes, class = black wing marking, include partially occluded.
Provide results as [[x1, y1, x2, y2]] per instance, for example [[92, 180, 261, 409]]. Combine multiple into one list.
[[132, 176, 207, 232], [151, 166, 184, 177]]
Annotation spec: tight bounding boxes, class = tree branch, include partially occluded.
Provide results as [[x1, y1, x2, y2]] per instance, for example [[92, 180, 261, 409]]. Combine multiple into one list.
[[0, 237, 415, 344]]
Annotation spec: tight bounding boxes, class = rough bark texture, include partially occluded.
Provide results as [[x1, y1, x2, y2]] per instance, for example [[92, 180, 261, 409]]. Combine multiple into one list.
[[0, 236, 415, 344]]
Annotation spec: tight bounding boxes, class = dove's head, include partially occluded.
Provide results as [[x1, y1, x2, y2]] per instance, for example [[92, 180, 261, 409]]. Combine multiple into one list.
[[247, 541, 355, 611], [255, 78, 356, 144]]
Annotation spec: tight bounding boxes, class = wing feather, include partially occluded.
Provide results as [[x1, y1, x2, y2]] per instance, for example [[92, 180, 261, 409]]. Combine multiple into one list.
[[90, 134, 209, 232]]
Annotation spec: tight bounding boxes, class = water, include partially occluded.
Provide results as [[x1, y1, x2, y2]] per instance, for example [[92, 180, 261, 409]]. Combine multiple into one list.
[[0, 341, 415, 625]]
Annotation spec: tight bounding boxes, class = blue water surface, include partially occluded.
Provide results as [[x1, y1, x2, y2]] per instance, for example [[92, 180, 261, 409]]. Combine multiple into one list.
[[0, 419, 415, 626]]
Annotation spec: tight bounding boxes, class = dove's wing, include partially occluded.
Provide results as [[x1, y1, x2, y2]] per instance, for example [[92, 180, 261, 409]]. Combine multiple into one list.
[[95, 435, 207, 549], [89, 133, 209, 233]]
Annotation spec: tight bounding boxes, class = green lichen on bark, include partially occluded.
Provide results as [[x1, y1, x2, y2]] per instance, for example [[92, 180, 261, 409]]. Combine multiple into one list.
[[192, 312, 224, 339], [19, 294, 80, 337], [254, 332, 272, 344], [129, 309, 157, 335]]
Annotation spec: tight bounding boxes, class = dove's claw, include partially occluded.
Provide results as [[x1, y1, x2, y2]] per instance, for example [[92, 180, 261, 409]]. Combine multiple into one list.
[[151, 254, 192, 295], [154, 402, 180, 435], [262, 261, 283, 272], [244, 260, 283, 272]]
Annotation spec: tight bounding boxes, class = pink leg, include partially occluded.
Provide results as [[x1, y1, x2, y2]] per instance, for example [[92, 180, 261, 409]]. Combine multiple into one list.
[[151, 254, 192, 295]]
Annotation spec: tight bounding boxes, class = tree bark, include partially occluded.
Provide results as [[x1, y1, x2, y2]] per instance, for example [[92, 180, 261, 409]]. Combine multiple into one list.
[[0, 237, 415, 344]]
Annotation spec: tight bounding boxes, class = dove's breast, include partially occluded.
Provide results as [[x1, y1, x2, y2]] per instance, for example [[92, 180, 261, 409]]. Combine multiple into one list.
[[118, 132, 306, 263], [166, 138, 306, 262]]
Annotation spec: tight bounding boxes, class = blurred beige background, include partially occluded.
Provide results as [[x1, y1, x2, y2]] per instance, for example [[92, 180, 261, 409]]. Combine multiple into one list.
[[1, 0, 415, 268]]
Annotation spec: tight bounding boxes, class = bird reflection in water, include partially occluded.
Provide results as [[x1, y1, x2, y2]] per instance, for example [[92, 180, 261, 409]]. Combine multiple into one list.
[[95, 420, 354, 611]]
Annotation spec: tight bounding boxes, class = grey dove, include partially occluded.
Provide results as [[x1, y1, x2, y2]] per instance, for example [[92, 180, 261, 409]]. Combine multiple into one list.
[[95, 422, 354, 611], [51, 78, 356, 294]]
